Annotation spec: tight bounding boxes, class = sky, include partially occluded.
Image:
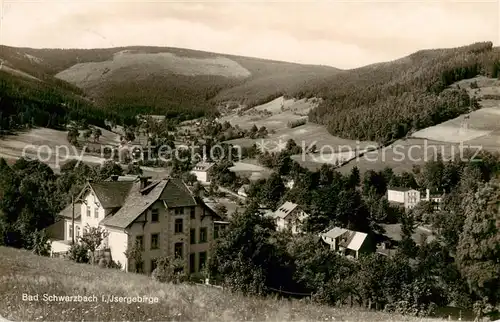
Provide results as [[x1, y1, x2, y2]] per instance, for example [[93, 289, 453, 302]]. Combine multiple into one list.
[[1, 0, 499, 69]]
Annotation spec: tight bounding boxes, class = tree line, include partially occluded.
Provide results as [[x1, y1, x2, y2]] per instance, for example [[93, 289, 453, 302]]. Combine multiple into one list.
[[209, 145, 500, 319]]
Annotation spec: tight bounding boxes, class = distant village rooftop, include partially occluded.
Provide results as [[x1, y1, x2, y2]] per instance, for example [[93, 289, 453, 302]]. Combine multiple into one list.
[[193, 161, 215, 172], [274, 201, 299, 219]]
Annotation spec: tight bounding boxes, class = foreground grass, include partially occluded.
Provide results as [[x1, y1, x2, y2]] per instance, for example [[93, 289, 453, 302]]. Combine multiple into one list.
[[0, 247, 443, 321]]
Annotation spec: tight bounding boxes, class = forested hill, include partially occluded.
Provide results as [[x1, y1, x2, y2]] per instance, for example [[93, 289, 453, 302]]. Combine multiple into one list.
[[0, 68, 114, 132], [0, 45, 339, 122], [1, 42, 499, 142], [301, 42, 500, 143]]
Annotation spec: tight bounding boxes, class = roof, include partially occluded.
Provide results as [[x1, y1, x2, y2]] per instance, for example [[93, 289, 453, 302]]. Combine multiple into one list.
[[238, 185, 250, 193], [58, 203, 81, 220], [160, 178, 198, 208], [322, 227, 368, 251], [323, 227, 348, 239], [192, 161, 215, 172], [100, 180, 167, 229], [387, 187, 417, 192], [89, 181, 135, 208], [105, 175, 141, 182], [347, 232, 368, 251], [275, 201, 299, 219], [100, 178, 199, 229]]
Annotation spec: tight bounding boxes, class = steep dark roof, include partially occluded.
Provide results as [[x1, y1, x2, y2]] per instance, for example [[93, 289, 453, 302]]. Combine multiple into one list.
[[58, 203, 81, 220], [100, 178, 199, 229], [100, 180, 167, 229], [90, 181, 134, 208], [160, 178, 198, 208], [387, 187, 416, 192]]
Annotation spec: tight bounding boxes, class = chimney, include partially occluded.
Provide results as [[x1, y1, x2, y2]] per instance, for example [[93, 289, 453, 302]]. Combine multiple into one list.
[[111, 175, 119, 182], [426, 188, 430, 201], [139, 176, 152, 189]]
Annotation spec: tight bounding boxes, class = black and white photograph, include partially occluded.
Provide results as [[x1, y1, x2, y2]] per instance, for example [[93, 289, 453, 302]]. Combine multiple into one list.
[[0, 0, 499, 321]]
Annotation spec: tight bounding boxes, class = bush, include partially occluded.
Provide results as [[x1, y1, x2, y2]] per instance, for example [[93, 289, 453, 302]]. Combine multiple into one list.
[[151, 256, 187, 284], [68, 243, 90, 263], [287, 118, 307, 128]]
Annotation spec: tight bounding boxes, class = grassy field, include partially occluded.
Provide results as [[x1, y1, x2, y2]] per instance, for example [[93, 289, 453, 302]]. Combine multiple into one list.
[[0, 127, 170, 178], [336, 138, 461, 174], [229, 160, 273, 181], [223, 96, 378, 153], [0, 246, 444, 322], [411, 76, 500, 151], [0, 127, 119, 169]]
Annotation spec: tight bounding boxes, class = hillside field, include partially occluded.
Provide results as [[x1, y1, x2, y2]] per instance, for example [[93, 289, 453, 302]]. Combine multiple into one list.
[[411, 76, 500, 151], [0, 246, 444, 322], [223, 96, 378, 153], [0, 127, 169, 178]]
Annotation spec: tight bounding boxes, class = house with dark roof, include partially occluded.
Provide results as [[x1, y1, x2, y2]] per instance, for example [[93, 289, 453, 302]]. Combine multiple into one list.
[[272, 201, 309, 234], [320, 227, 373, 259], [49, 175, 229, 275]]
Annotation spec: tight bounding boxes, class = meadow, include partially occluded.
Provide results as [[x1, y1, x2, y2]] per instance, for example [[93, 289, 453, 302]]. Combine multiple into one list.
[[411, 76, 500, 151], [223, 96, 378, 153], [0, 127, 170, 178], [0, 246, 444, 322]]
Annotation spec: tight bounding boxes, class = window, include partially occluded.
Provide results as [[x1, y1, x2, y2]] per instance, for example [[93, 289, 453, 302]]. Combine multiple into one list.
[[189, 253, 196, 274], [190, 207, 196, 219], [151, 259, 157, 273], [76, 226, 81, 238], [68, 224, 73, 239], [87, 206, 91, 217], [199, 251, 207, 271], [136, 261, 144, 273], [94, 207, 99, 218], [174, 242, 183, 259], [190, 229, 196, 244], [199, 227, 207, 243], [151, 209, 159, 222], [175, 219, 183, 234], [136, 235, 144, 250], [175, 208, 184, 215], [214, 225, 220, 239], [151, 233, 159, 250]]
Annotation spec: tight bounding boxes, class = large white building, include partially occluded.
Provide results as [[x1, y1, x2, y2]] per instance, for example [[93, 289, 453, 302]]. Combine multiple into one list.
[[387, 187, 444, 210], [190, 161, 215, 184], [387, 187, 421, 210], [48, 175, 228, 275]]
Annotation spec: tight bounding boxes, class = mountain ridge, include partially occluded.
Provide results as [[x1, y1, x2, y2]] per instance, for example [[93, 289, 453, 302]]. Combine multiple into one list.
[[1, 42, 499, 143]]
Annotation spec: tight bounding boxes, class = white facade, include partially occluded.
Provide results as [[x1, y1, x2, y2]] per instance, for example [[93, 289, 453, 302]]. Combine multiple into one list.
[[192, 170, 210, 184], [190, 161, 215, 184], [387, 188, 421, 210]]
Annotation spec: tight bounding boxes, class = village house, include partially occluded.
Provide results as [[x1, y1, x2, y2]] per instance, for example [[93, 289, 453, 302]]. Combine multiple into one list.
[[387, 187, 443, 210], [190, 160, 215, 184], [272, 201, 309, 234], [48, 175, 229, 275], [387, 187, 421, 210], [237, 184, 250, 198], [320, 227, 373, 259]]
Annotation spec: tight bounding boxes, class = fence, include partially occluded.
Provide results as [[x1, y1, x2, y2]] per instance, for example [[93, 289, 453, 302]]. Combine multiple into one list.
[[264, 286, 314, 300], [197, 281, 313, 300]]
